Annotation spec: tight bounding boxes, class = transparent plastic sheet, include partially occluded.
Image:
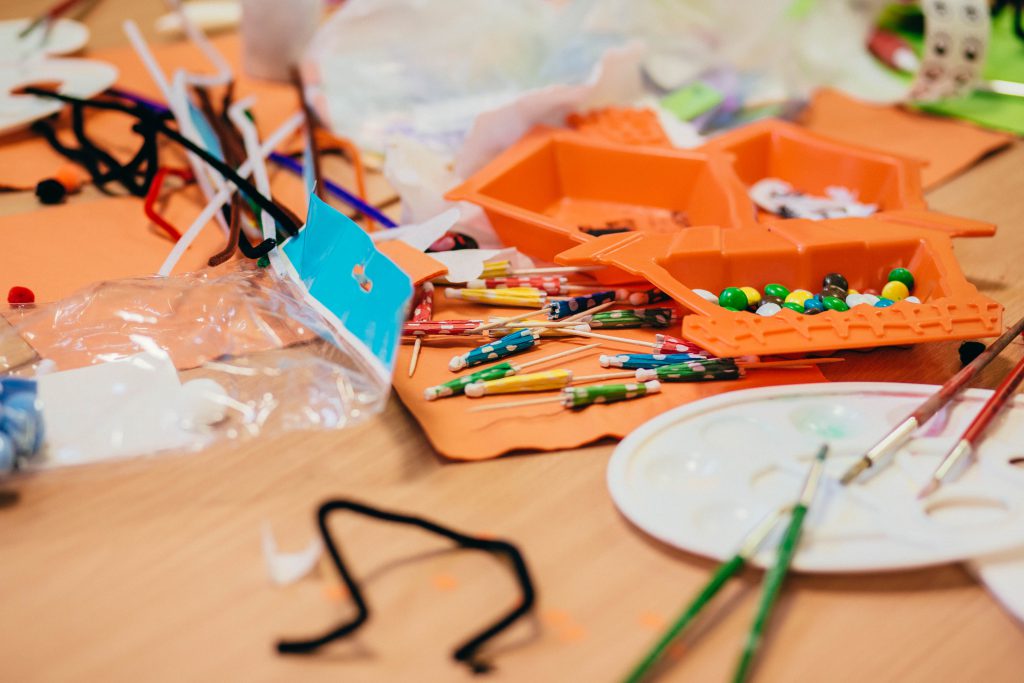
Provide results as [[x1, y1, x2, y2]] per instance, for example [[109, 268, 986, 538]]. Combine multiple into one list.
[[0, 263, 390, 470]]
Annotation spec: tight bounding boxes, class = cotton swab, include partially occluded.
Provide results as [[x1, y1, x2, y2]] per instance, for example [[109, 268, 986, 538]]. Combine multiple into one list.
[[841, 312, 1024, 485], [917, 353, 1024, 499]]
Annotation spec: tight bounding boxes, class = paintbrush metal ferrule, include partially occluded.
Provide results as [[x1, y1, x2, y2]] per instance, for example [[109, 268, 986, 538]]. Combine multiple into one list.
[[798, 445, 829, 505], [840, 416, 919, 485], [919, 439, 975, 498], [737, 506, 791, 559]]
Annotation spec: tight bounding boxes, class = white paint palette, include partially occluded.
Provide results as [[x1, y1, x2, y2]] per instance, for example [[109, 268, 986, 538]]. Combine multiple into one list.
[[608, 382, 1024, 575]]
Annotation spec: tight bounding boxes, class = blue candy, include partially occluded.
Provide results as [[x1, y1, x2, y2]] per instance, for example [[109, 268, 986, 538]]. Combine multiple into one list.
[[874, 298, 895, 308]]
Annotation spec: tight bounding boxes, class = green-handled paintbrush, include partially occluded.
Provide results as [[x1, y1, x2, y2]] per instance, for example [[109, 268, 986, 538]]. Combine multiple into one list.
[[732, 444, 829, 682]]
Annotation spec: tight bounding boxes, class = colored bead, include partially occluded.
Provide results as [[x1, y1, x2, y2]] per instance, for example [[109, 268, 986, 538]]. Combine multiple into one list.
[[822, 295, 849, 312], [693, 288, 719, 304], [782, 302, 804, 313], [764, 283, 789, 300], [756, 302, 782, 317], [599, 352, 708, 369], [888, 267, 915, 291], [718, 287, 748, 310], [785, 289, 813, 306], [547, 291, 617, 320], [881, 280, 909, 301], [465, 369, 573, 397], [874, 298, 895, 308], [739, 287, 761, 310], [562, 380, 660, 409], [425, 362, 516, 400], [822, 273, 848, 291]]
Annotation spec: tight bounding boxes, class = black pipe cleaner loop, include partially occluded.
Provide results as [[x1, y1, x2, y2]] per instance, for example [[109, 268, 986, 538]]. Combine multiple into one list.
[[276, 499, 536, 675], [25, 88, 298, 258]]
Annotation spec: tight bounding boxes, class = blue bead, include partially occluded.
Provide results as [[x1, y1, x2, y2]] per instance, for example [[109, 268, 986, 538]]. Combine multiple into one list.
[[0, 433, 14, 473], [874, 298, 895, 308]]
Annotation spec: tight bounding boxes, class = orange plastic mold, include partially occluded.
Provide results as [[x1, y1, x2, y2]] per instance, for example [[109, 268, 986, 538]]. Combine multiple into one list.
[[445, 127, 757, 282], [557, 214, 1001, 357], [702, 118, 927, 217]]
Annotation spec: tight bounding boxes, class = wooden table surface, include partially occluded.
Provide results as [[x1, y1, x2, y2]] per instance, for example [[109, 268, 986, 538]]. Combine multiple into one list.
[[2, 2, 1024, 681]]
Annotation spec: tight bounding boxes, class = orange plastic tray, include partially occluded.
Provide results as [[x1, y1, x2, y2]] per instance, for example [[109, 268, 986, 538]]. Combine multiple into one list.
[[557, 213, 1000, 356], [446, 127, 756, 282], [702, 118, 927, 218]]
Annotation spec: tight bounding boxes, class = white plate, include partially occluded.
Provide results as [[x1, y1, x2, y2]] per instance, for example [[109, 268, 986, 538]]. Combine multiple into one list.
[[0, 18, 90, 62], [608, 382, 1024, 574], [0, 58, 118, 137]]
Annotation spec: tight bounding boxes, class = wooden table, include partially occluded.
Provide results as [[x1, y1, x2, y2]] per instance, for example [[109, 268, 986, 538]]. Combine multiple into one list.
[[2, 2, 1023, 681]]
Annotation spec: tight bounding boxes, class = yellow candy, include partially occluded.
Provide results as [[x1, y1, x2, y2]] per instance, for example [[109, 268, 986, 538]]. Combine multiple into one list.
[[848, 288, 859, 296], [881, 280, 909, 301], [785, 289, 813, 305], [739, 286, 761, 309]]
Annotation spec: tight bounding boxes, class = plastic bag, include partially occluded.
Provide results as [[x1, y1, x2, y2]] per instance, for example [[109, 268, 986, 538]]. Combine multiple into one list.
[[0, 263, 391, 470]]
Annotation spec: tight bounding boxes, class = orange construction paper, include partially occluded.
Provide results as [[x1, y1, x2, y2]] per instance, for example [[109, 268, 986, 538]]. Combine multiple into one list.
[[391, 297, 826, 460], [0, 190, 227, 303], [800, 89, 1012, 189]]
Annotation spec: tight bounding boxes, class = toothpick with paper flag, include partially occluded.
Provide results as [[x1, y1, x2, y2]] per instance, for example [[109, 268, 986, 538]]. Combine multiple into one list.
[[280, 195, 413, 384]]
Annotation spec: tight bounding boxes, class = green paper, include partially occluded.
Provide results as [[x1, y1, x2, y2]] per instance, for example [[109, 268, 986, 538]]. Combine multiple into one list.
[[884, 10, 1024, 134], [661, 82, 724, 122]]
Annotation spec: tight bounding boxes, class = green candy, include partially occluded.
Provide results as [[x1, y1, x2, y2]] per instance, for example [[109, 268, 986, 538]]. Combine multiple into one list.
[[426, 362, 515, 400], [822, 295, 850, 312], [763, 283, 790, 300], [888, 267, 915, 292], [782, 302, 804, 314], [718, 287, 748, 311]]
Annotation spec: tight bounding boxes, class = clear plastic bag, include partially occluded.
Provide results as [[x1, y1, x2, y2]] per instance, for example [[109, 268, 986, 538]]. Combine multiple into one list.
[[0, 263, 390, 470]]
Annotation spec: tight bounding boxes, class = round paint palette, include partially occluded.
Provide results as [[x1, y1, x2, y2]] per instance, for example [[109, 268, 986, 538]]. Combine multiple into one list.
[[608, 382, 1024, 573]]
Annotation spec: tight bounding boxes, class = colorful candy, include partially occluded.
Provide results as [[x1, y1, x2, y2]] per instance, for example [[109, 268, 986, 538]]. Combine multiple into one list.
[[764, 283, 789, 300], [822, 273, 849, 291], [821, 295, 849, 312], [785, 289, 813, 306], [449, 329, 539, 371], [600, 352, 709, 369], [718, 287, 748, 310], [757, 302, 782, 316], [881, 280, 910, 301], [739, 286, 762, 310], [888, 267, 915, 291], [693, 289, 719, 304]]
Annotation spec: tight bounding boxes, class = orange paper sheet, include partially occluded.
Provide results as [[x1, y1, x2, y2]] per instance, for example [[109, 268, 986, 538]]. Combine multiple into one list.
[[801, 89, 1012, 189], [391, 298, 826, 460]]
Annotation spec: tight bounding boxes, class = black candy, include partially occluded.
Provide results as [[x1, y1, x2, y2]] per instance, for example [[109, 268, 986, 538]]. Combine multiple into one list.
[[822, 273, 848, 291]]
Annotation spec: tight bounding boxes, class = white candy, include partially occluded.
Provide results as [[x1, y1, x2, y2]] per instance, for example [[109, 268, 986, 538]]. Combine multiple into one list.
[[756, 302, 782, 317], [693, 289, 718, 304], [905, 296, 921, 304], [845, 293, 868, 307]]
